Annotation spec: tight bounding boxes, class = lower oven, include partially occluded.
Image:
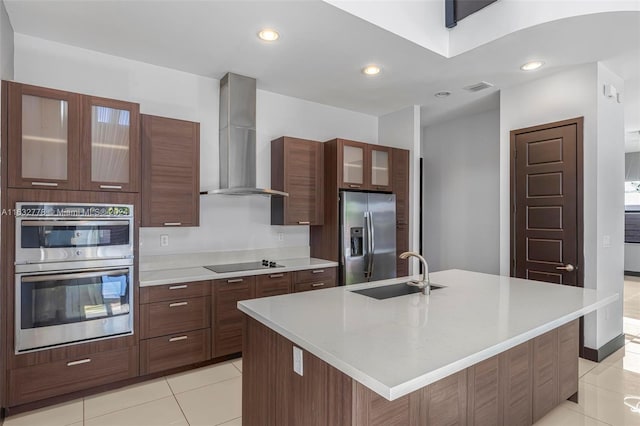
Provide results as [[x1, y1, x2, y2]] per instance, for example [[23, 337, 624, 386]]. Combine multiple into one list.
[[15, 260, 134, 353]]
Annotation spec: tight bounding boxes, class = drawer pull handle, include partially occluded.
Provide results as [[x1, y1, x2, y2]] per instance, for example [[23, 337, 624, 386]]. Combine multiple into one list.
[[311, 282, 325, 288], [169, 301, 188, 307], [269, 274, 284, 278], [67, 358, 91, 367], [169, 336, 188, 342], [100, 185, 123, 190], [349, 184, 361, 188], [227, 279, 243, 283], [31, 181, 59, 187], [163, 222, 182, 226], [298, 221, 310, 225], [311, 270, 325, 274], [169, 285, 188, 290]]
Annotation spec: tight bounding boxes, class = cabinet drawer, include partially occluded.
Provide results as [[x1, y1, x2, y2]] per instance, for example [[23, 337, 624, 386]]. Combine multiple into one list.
[[9, 346, 137, 406], [293, 279, 336, 293], [255, 272, 291, 298], [141, 296, 210, 339], [140, 328, 211, 375], [140, 280, 211, 304], [294, 267, 336, 284]]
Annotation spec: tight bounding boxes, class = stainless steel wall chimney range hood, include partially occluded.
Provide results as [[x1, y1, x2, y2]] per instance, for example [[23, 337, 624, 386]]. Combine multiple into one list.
[[200, 73, 288, 197]]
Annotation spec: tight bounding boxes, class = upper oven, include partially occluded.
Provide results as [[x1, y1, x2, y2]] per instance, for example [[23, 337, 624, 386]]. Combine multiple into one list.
[[15, 202, 134, 265]]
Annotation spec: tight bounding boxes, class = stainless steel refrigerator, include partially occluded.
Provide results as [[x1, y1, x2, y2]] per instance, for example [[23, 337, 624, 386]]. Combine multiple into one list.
[[340, 191, 396, 285]]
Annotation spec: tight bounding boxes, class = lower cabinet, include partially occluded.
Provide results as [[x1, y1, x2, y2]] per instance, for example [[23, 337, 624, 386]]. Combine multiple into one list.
[[293, 267, 337, 292], [9, 346, 138, 406], [139, 281, 212, 375], [213, 276, 255, 357]]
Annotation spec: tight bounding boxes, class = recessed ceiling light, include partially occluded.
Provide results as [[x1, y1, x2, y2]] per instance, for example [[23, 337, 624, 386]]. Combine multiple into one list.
[[362, 65, 381, 75], [520, 61, 544, 71], [258, 29, 279, 42], [434, 91, 451, 98]]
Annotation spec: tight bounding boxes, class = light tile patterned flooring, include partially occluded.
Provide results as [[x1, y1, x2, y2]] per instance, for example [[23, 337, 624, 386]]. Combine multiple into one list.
[[6, 278, 640, 425]]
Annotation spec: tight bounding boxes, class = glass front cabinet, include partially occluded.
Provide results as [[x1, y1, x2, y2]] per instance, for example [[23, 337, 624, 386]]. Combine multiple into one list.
[[7, 82, 81, 190], [81, 96, 140, 192], [338, 139, 392, 191], [5, 82, 140, 193]]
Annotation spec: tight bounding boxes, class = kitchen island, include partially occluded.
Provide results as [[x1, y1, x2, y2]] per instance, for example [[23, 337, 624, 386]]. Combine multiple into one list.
[[238, 269, 618, 425]]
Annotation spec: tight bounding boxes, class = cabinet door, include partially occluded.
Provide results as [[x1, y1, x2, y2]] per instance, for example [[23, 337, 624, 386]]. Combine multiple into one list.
[[369, 145, 393, 191], [392, 148, 410, 225], [338, 139, 368, 190], [81, 96, 140, 192], [141, 115, 200, 227], [271, 137, 324, 225], [7, 82, 80, 190], [255, 273, 291, 298], [213, 276, 255, 357]]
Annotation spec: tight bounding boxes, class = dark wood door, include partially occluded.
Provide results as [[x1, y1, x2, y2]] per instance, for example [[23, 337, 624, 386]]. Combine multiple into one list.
[[271, 137, 324, 226], [141, 114, 200, 227], [213, 276, 255, 357], [337, 139, 369, 190], [512, 118, 583, 286]]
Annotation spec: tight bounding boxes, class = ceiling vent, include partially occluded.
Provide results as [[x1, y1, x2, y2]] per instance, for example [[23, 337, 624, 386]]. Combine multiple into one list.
[[463, 81, 494, 93]]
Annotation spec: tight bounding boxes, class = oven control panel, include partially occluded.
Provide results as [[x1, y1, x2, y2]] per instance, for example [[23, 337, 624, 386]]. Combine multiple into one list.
[[16, 203, 133, 218]]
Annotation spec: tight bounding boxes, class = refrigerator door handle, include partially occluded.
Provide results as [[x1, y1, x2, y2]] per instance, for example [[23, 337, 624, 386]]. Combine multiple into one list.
[[363, 211, 371, 278], [368, 211, 375, 279]]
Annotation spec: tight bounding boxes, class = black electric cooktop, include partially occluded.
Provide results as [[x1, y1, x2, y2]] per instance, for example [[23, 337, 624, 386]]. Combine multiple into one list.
[[204, 260, 284, 274]]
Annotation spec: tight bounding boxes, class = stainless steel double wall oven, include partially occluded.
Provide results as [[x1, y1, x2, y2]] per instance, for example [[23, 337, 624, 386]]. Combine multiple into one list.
[[14, 202, 134, 353]]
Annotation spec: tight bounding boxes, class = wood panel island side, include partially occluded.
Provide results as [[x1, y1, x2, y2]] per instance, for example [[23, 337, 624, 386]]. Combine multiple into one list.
[[238, 270, 618, 426]]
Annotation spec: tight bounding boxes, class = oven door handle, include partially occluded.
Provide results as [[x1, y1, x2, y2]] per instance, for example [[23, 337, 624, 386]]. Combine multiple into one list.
[[20, 220, 130, 227], [21, 269, 130, 283]]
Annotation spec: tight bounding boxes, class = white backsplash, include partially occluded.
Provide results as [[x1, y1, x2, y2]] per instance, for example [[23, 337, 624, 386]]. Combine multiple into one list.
[[139, 195, 309, 256], [139, 246, 311, 271]]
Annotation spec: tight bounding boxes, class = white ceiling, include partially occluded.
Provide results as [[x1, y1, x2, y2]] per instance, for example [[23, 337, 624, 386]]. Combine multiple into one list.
[[4, 1, 640, 133]]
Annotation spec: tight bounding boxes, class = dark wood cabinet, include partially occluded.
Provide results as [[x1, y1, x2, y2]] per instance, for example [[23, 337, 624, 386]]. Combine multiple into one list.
[[9, 346, 138, 406], [255, 272, 291, 298], [337, 139, 369, 190], [141, 114, 200, 227], [271, 137, 324, 226], [392, 148, 410, 276], [6, 81, 81, 190], [293, 267, 337, 292], [369, 145, 393, 192], [5, 81, 140, 193], [80, 95, 140, 192], [139, 280, 211, 375], [213, 276, 255, 357]]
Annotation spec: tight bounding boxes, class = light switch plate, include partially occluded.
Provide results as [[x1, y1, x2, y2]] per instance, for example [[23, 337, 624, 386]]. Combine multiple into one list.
[[160, 235, 169, 247], [293, 346, 303, 376], [603, 235, 611, 248]]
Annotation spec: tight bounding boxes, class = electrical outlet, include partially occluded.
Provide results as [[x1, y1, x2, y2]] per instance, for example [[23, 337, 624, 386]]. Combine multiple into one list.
[[160, 235, 169, 247], [293, 346, 303, 376], [278, 232, 284, 242]]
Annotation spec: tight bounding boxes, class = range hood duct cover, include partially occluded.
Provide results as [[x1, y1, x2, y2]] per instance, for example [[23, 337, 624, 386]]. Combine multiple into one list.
[[201, 73, 288, 197]]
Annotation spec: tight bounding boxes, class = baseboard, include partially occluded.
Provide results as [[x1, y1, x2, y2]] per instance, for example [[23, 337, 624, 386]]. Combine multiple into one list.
[[624, 270, 640, 277], [583, 333, 626, 362]]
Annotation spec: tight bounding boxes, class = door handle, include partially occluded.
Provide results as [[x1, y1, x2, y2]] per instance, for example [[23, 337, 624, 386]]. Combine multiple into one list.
[[556, 264, 576, 272]]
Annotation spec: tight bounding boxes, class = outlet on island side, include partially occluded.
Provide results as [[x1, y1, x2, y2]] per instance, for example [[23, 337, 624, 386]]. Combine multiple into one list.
[[160, 235, 169, 247], [293, 346, 304, 376], [278, 232, 284, 242]]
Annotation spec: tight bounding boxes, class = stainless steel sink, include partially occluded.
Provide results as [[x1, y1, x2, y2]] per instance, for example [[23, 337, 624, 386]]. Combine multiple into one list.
[[351, 283, 445, 300]]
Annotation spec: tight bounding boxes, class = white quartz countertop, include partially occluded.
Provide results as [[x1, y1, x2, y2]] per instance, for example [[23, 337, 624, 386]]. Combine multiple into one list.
[[237, 269, 618, 401], [139, 257, 338, 287]]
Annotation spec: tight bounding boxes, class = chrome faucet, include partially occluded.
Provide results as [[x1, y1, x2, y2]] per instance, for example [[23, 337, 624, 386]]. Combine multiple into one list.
[[399, 251, 431, 295]]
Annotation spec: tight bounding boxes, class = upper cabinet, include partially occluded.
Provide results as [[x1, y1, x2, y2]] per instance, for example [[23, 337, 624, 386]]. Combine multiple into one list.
[[141, 114, 200, 227], [336, 139, 392, 191], [369, 145, 393, 192], [81, 96, 140, 192], [7, 82, 81, 190], [271, 137, 324, 226], [5, 81, 140, 192]]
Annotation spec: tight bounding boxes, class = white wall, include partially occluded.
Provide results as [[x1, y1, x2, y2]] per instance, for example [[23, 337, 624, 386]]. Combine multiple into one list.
[[0, 0, 13, 80], [500, 63, 625, 349], [625, 244, 640, 272], [422, 108, 500, 274], [378, 105, 421, 273], [13, 33, 379, 256]]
